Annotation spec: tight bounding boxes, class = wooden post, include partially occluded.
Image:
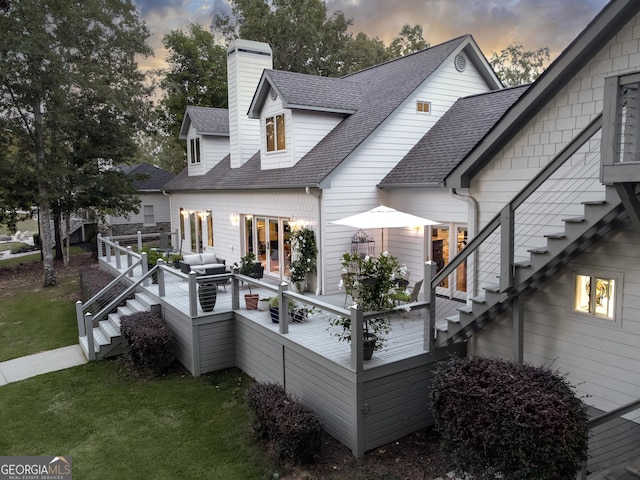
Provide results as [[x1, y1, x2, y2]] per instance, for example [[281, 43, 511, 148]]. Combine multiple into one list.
[[126, 246, 133, 276], [174, 228, 179, 252], [500, 204, 515, 292], [114, 241, 121, 269], [141, 252, 149, 286], [76, 301, 85, 336], [349, 304, 365, 458], [278, 282, 289, 334], [350, 305, 364, 373], [157, 259, 165, 297], [85, 313, 96, 361], [105, 238, 112, 263], [137, 231, 142, 252], [231, 267, 240, 310], [513, 296, 524, 364], [188, 272, 198, 317], [424, 261, 437, 352], [97, 233, 103, 258]]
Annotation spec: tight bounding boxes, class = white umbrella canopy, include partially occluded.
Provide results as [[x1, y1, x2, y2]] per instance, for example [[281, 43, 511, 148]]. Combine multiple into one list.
[[331, 205, 440, 229]]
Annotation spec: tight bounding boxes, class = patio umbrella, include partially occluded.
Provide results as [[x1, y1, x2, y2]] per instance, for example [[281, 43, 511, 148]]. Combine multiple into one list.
[[331, 205, 440, 251]]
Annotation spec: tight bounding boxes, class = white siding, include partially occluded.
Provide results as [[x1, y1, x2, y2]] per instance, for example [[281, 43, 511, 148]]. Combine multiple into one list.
[[169, 190, 320, 272], [260, 94, 345, 170], [473, 226, 640, 413], [228, 40, 272, 168], [321, 53, 493, 294], [468, 12, 640, 415], [109, 192, 170, 226]]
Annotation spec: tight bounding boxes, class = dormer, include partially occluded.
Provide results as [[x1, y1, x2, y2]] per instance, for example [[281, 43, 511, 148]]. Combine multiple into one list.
[[179, 106, 230, 176], [249, 70, 363, 170]]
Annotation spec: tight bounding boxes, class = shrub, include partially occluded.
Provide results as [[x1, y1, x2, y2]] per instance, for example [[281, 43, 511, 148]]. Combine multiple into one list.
[[245, 382, 323, 464], [430, 357, 589, 480], [10, 243, 34, 254], [120, 311, 174, 376], [78, 265, 116, 301]]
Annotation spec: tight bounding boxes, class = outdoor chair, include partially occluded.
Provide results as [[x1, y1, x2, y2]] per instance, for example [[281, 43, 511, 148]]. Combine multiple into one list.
[[391, 279, 423, 305]]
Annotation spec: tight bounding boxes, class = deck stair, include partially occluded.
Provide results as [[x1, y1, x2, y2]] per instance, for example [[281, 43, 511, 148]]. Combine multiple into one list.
[[592, 460, 640, 480], [79, 291, 160, 360], [434, 186, 629, 348]]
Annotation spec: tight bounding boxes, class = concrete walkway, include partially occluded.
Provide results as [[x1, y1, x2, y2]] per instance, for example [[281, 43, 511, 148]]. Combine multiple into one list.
[[0, 345, 87, 386]]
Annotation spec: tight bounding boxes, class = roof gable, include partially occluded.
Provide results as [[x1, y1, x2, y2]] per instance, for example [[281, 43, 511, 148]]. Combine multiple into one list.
[[178, 106, 229, 139], [380, 85, 528, 187]]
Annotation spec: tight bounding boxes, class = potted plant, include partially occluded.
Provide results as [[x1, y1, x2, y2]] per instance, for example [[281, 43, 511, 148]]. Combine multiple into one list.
[[330, 251, 406, 359], [268, 296, 280, 323], [258, 297, 271, 311], [240, 252, 260, 309], [141, 246, 165, 283], [168, 253, 183, 269], [197, 281, 217, 312], [288, 225, 317, 293]]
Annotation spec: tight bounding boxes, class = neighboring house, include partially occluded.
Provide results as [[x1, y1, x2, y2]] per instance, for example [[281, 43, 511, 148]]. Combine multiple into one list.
[[105, 163, 175, 236], [163, 36, 501, 294]]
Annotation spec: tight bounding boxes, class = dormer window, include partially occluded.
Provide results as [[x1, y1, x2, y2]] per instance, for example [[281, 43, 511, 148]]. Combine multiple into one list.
[[190, 137, 201, 164], [266, 114, 286, 152]]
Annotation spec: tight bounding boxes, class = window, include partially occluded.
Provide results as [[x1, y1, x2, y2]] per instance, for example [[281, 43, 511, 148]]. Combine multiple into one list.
[[179, 208, 185, 240], [417, 101, 431, 114], [266, 114, 286, 152], [143, 205, 155, 226], [207, 210, 213, 247], [572, 272, 619, 322], [190, 137, 201, 163]]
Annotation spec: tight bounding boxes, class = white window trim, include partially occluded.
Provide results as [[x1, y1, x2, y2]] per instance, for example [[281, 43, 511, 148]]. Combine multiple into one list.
[[416, 101, 431, 114], [265, 113, 286, 153], [568, 269, 623, 327], [142, 205, 155, 227], [190, 137, 201, 164]]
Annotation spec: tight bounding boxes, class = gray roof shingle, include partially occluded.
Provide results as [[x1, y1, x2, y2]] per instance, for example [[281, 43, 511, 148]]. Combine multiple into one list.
[[380, 85, 529, 187], [120, 163, 176, 191], [179, 106, 229, 139], [166, 36, 476, 192]]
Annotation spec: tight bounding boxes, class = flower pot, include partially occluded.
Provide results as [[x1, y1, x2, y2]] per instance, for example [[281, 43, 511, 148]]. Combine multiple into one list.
[[257, 300, 269, 311], [289, 307, 308, 323], [291, 279, 307, 294], [244, 293, 259, 310], [363, 333, 378, 361], [269, 306, 279, 323], [198, 283, 217, 312]]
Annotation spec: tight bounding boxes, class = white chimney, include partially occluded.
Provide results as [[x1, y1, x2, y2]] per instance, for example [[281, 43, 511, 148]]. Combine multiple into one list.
[[227, 39, 273, 168]]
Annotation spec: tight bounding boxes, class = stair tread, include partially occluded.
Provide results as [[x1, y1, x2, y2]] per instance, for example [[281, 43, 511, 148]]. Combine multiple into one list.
[[527, 246, 548, 254], [514, 261, 531, 268], [563, 216, 586, 223], [471, 295, 486, 304], [444, 314, 461, 323], [435, 319, 448, 331], [544, 232, 566, 239], [483, 284, 500, 293], [99, 320, 119, 338], [457, 305, 472, 314]]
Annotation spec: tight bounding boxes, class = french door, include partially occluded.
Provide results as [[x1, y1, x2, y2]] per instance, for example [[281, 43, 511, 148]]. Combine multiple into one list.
[[244, 216, 292, 280], [431, 224, 467, 299]]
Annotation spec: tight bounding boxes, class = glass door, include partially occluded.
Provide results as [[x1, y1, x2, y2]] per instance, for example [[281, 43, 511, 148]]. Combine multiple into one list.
[[431, 224, 468, 299], [244, 216, 292, 280]]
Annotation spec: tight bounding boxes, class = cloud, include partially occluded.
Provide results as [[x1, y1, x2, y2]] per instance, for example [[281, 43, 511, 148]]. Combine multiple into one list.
[[326, 0, 609, 59]]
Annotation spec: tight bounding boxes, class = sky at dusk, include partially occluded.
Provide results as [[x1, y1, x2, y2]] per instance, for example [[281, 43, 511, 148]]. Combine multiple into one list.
[[132, 0, 611, 74]]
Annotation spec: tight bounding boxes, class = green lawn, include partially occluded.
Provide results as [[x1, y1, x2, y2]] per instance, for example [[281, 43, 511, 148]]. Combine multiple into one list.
[[0, 275, 80, 362], [0, 363, 279, 479]]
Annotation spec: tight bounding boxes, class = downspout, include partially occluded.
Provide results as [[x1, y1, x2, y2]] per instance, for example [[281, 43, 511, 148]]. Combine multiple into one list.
[[306, 187, 323, 295], [451, 188, 479, 355]]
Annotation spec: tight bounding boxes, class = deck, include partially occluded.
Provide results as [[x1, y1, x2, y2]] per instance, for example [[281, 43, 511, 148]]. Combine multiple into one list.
[[94, 250, 466, 457]]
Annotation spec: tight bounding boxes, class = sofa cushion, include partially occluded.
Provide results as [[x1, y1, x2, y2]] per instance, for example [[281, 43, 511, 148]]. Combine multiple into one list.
[[182, 254, 202, 265], [200, 253, 218, 265]]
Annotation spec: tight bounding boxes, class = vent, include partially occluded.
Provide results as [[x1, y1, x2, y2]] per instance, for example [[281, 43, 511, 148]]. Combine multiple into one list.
[[454, 54, 467, 72], [270, 88, 277, 100]]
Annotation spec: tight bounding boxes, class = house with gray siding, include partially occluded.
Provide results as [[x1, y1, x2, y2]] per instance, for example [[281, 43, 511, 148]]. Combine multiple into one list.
[[105, 163, 175, 236]]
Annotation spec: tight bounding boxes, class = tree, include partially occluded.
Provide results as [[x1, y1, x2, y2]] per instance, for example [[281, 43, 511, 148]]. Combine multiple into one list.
[[213, 0, 355, 76], [387, 24, 429, 59], [157, 24, 228, 140], [490, 42, 551, 87], [0, 0, 152, 286]]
